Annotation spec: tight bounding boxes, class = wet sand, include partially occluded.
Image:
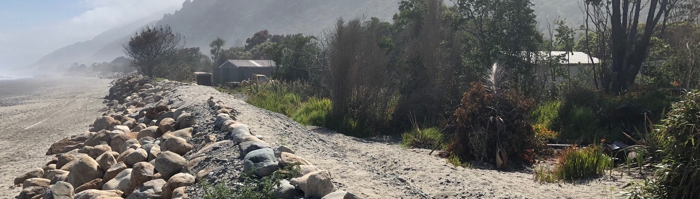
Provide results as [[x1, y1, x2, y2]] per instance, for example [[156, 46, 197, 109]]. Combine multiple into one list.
[[0, 76, 111, 198]]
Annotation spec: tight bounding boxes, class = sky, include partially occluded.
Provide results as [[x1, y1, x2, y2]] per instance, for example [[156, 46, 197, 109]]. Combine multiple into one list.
[[0, 0, 185, 69]]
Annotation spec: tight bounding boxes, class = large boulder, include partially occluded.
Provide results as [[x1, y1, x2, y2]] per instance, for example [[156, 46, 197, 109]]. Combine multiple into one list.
[[322, 191, 361, 199], [162, 127, 193, 140], [84, 130, 111, 147], [124, 148, 148, 167], [43, 181, 74, 199], [172, 186, 188, 199], [158, 118, 176, 134], [162, 173, 195, 199], [114, 125, 131, 134], [176, 113, 196, 129], [104, 162, 127, 182], [243, 148, 279, 177], [154, 151, 187, 180], [138, 126, 160, 140], [239, 141, 271, 156], [74, 178, 104, 193], [125, 162, 155, 195], [274, 146, 295, 158], [161, 136, 193, 155], [17, 186, 48, 199], [291, 170, 335, 198], [23, 178, 50, 188], [74, 189, 124, 199], [120, 139, 141, 154], [110, 132, 137, 153], [125, 179, 165, 199], [66, 155, 104, 188], [116, 148, 135, 163], [78, 145, 112, 159], [274, 179, 300, 199], [102, 168, 132, 192], [56, 153, 77, 169], [96, 152, 117, 173], [132, 123, 148, 133], [280, 152, 311, 167], [213, 114, 232, 130], [14, 168, 44, 185], [44, 169, 69, 183], [46, 138, 83, 155], [92, 116, 120, 131]]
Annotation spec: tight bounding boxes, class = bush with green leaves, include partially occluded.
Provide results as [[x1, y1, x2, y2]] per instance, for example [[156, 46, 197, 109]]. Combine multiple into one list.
[[291, 98, 332, 126], [649, 91, 700, 198], [402, 127, 446, 149]]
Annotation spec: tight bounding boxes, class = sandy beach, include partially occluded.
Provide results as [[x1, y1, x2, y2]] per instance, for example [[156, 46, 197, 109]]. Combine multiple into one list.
[[0, 76, 111, 198]]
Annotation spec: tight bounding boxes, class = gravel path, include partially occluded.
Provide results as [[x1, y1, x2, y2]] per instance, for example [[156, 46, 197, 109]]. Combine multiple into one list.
[[0, 77, 111, 198], [173, 85, 634, 199]]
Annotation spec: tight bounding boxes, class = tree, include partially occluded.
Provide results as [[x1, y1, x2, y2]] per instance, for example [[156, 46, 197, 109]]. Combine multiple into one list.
[[123, 25, 182, 77], [609, 0, 669, 94], [209, 37, 226, 65]]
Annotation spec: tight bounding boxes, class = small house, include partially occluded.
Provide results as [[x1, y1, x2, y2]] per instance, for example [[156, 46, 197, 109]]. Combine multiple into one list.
[[531, 51, 600, 85], [214, 60, 275, 84]]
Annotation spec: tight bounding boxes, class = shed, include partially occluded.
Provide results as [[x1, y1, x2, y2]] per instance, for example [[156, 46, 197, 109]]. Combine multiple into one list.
[[215, 60, 276, 84], [194, 72, 213, 86]]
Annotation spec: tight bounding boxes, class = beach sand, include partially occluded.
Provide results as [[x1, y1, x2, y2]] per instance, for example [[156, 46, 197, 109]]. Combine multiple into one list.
[[0, 76, 111, 198]]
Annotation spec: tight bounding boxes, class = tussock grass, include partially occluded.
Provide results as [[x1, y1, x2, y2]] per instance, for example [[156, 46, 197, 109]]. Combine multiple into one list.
[[401, 127, 446, 149], [291, 98, 331, 126], [535, 145, 612, 182]]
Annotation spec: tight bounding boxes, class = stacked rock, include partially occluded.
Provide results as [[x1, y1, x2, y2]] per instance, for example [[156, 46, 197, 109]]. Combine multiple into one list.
[[15, 76, 196, 199]]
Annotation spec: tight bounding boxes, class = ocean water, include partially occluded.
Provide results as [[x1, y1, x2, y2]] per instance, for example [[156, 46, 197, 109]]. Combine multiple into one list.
[[0, 74, 33, 81]]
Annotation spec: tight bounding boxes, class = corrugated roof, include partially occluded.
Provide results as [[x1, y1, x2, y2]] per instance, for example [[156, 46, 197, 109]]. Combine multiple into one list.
[[225, 60, 276, 68], [534, 51, 600, 65]]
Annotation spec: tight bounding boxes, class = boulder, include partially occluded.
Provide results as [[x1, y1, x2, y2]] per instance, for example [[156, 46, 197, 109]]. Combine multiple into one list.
[[49, 172, 68, 185], [213, 114, 232, 130], [171, 186, 188, 199], [274, 179, 299, 199], [145, 105, 169, 120], [104, 162, 127, 182], [96, 152, 117, 173], [146, 144, 161, 161], [15, 168, 44, 185], [139, 137, 156, 145], [125, 162, 155, 195], [46, 138, 82, 155], [66, 155, 104, 188], [138, 126, 160, 140], [111, 133, 135, 153], [220, 120, 237, 132], [43, 164, 57, 172], [280, 152, 311, 167], [56, 154, 76, 169], [239, 141, 271, 156], [155, 111, 175, 127], [120, 139, 141, 154], [43, 181, 74, 199], [176, 113, 196, 129], [291, 170, 335, 198], [243, 148, 279, 177], [70, 132, 96, 142], [161, 136, 193, 155], [158, 118, 176, 134], [114, 125, 131, 134], [296, 165, 321, 177], [274, 146, 295, 158], [74, 189, 123, 199], [102, 168, 132, 192], [84, 130, 111, 147], [162, 173, 195, 199], [322, 191, 361, 199], [124, 148, 148, 167], [162, 127, 193, 140], [116, 148, 135, 163], [18, 186, 48, 199], [23, 178, 50, 188], [79, 145, 112, 159], [92, 116, 120, 131], [126, 179, 165, 199], [154, 151, 186, 180], [74, 178, 103, 193], [132, 123, 148, 133], [44, 170, 69, 183]]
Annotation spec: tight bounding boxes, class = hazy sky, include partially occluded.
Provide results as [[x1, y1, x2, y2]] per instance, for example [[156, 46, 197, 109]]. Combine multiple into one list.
[[0, 0, 185, 69]]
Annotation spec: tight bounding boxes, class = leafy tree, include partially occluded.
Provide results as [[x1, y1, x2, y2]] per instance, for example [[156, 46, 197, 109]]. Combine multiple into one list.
[[246, 30, 272, 50], [123, 25, 182, 77], [209, 37, 226, 65], [268, 34, 319, 82]]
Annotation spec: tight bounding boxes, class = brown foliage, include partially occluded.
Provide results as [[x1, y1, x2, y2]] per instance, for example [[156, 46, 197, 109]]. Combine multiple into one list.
[[447, 82, 537, 165]]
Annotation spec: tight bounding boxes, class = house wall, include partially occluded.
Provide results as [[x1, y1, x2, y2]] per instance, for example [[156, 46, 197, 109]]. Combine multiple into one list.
[[237, 67, 273, 81]]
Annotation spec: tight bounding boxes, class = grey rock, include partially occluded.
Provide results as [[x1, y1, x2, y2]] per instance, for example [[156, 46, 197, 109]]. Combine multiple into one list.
[[243, 148, 279, 177], [240, 141, 271, 156], [43, 181, 74, 199], [274, 179, 300, 199]]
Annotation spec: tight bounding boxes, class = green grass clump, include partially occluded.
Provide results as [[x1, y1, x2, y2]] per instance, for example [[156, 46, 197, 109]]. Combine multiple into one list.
[[531, 101, 561, 129], [401, 127, 445, 149], [202, 166, 301, 199], [247, 87, 302, 116], [291, 98, 331, 126], [535, 145, 612, 182], [649, 91, 700, 198]]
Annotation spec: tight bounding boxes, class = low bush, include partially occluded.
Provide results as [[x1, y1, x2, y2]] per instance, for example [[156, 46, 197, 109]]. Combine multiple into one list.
[[401, 127, 446, 149], [649, 91, 700, 198], [246, 84, 303, 116], [291, 98, 332, 126], [535, 145, 612, 182], [447, 81, 537, 166]]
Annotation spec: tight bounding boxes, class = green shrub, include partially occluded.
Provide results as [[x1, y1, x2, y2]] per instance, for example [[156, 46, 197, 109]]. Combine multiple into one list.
[[535, 145, 612, 182], [649, 91, 700, 198], [531, 101, 561, 129], [401, 127, 446, 149], [246, 85, 302, 116], [559, 105, 603, 142], [291, 98, 332, 126]]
